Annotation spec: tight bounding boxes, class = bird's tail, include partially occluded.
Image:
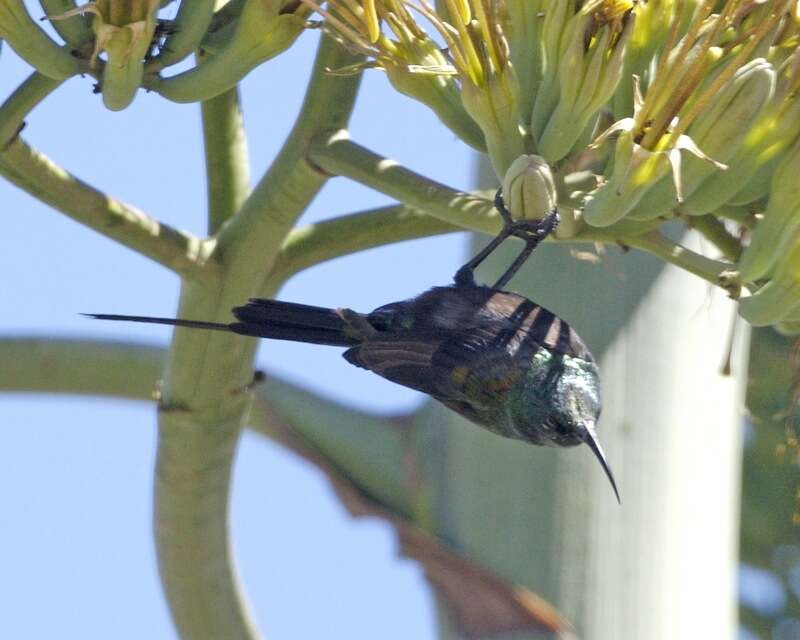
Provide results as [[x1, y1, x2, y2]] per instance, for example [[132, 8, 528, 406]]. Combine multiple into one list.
[[84, 298, 358, 348]]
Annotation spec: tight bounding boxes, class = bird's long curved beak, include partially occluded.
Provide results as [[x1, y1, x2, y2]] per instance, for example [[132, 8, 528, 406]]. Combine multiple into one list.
[[584, 426, 621, 504]]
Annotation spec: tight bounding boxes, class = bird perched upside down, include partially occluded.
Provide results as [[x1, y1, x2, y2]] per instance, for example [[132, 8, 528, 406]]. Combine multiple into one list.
[[88, 190, 619, 501]]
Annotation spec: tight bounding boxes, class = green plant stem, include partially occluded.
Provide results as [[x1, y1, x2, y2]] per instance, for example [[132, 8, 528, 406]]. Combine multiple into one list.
[[270, 204, 458, 283], [629, 231, 735, 288], [0, 338, 164, 398], [152, 34, 362, 640], [684, 214, 743, 262], [0, 71, 63, 147], [145, 0, 216, 72], [0, 137, 211, 280], [308, 131, 500, 234], [714, 204, 757, 230], [306, 134, 665, 247], [201, 84, 251, 234]]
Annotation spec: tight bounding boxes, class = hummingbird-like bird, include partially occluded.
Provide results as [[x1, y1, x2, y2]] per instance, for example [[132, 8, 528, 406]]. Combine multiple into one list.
[[87, 191, 619, 501]]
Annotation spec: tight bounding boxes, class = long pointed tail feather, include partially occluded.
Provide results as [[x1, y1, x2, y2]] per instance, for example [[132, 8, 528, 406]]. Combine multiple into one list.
[[82, 313, 231, 332], [84, 299, 360, 348]]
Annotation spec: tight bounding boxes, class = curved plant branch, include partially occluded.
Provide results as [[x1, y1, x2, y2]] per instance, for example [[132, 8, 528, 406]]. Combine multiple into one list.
[[0, 71, 63, 147], [683, 214, 743, 262], [0, 0, 79, 79], [629, 231, 739, 291], [0, 337, 164, 398], [308, 131, 500, 234], [0, 137, 211, 280], [271, 203, 458, 283]]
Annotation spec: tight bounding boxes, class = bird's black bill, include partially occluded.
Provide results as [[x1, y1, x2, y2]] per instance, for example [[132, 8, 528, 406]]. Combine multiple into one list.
[[584, 426, 621, 504]]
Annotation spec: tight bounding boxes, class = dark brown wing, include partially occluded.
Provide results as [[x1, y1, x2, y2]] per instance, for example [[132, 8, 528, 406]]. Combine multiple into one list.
[[341, 325, 531, 409], [342, 334, 445, 397], [403, 285, 592, 361]]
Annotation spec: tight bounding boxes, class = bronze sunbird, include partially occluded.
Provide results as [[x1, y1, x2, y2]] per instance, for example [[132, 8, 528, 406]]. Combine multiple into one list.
[[87, 191, 619, 501]]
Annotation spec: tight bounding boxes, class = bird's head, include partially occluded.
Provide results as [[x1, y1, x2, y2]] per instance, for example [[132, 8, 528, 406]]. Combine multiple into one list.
[[509, 355, 620, 502], [551, 366, 620, 503]]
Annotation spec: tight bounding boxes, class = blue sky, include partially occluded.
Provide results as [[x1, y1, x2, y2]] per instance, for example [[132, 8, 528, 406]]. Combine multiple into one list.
[[0, 4, 475, 637]]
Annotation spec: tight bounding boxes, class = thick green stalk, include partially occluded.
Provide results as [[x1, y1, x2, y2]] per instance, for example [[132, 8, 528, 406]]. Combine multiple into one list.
[[0, 137, 211, 280], [201, 84, 251, 234], [152, 34, 362, 640]]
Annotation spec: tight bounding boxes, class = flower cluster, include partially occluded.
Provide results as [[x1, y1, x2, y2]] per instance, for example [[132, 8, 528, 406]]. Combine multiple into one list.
[[305, 0, 800, 334], [0, 0, 310, 109]]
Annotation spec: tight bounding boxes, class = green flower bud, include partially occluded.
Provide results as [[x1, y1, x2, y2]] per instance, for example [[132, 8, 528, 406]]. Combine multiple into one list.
[[529, 0, 574, 143], [49, 0, 160, 110], [537, 5, 635, 162], [461, 69, 525, 177], [739, 278, 800, 328], [683, 57, 800, 215], [506, 0, 547, 124], [739, 235, 800, 327], [377, 9, 485, 152], [611, 0, 678, 118], [582, 127, 672, 227], [501, 155, 557, 222], [725, 158, 774, 206], [626, 58, 775, 221], [738, 137, 800, 282]]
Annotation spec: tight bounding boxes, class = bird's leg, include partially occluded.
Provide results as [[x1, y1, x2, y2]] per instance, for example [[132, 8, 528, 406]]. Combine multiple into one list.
[[454, 227, 514, 286], [492, 207, 559, 289], [454, 188, 560, 288]]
